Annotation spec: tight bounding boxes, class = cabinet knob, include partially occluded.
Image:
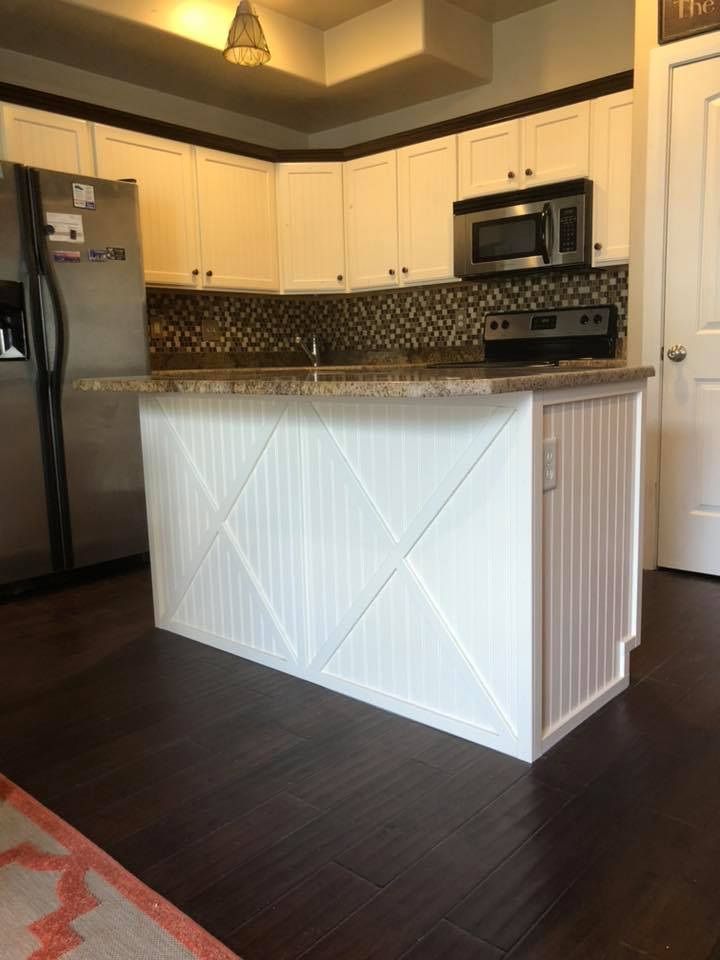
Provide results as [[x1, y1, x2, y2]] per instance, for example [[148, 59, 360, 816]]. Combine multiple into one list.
[[507, 171, 516, 179], [337, 274, 344, 282], [402, 266, 409, 274], [206, 270, 213, 278], [192, 268, 199, 276], [594, 242, 603, 251], [525, 168, 533, 176], [389, 268, 396, 276]]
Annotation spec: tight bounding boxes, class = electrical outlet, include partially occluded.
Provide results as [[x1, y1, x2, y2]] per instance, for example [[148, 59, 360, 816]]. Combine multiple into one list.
[[202, 316, 222, 342], [543, 436, 558, 492], [149, 315, 166, 337]]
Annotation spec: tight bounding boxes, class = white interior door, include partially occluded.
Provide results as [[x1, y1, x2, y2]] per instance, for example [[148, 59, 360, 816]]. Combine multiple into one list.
[[0, 104, 94, 175], [196, 148, 279, 291], [658, 56, 720, 575]]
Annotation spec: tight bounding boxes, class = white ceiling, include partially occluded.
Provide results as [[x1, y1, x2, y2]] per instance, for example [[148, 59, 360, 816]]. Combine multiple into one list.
[[0, 0, 559, 132], [258, 0, 557, 28]]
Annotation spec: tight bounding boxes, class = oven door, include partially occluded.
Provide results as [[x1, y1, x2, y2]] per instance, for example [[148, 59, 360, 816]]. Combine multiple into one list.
[[454, 198, 557, 277]]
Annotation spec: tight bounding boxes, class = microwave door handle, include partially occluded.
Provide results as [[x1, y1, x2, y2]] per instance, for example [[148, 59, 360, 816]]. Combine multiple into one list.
[[540, 203, 553, 264]]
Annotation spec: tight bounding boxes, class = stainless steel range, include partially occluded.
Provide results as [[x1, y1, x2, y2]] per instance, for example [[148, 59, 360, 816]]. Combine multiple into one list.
[[431, 305, 618, 370]]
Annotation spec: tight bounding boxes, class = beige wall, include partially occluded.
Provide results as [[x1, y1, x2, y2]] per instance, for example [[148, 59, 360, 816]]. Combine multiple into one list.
[[309, 0, 635, 148], [0, 48, 309, 149]]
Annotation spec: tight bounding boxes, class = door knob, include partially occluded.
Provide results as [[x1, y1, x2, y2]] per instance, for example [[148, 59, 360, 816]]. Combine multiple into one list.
[[389, 268, 396, 276], [402, 267, 409, 274], [192, 268, 200, 276], [525, 168, 534, 176], [508, 171, 516, 179], [666, 344, 687, 363], [337, 274, 344, 282], [594, 242, 603, 251], [206, 270, 213, 278]]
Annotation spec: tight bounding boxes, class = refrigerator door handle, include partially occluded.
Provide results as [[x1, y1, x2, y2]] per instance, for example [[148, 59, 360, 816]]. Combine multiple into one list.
[[26, 167, 74, 570]]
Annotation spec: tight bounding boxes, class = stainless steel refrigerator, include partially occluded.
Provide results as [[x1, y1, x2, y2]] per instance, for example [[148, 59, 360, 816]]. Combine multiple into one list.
[[0, 163, 149, 587]]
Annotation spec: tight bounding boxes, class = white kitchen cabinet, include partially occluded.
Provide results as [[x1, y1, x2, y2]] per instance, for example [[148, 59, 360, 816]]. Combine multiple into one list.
[[276, 163, 346, 292], [398, 136, 457, 284], [522, 101, 590, 187], [344, 151, 399, 290], [457, 120, 521, 199], [0, 104, 94, 175], [196, 148, 279, 292], [93, 125, 200, 288], [590, 91, 633, 266]]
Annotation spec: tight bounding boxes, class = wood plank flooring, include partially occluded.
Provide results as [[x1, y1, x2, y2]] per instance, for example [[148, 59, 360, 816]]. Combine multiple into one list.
[[1, 567, 719, 959]]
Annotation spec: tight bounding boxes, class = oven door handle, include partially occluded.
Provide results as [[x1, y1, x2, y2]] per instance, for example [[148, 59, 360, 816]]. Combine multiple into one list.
[[540, 203, 554, 265]]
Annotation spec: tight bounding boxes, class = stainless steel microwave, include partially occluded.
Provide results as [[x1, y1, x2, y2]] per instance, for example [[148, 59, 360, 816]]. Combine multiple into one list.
[[453, 178, 593, 278]]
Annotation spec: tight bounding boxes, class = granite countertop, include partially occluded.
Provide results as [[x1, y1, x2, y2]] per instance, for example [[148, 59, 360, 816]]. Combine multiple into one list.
[[74, 360, 655, 399]]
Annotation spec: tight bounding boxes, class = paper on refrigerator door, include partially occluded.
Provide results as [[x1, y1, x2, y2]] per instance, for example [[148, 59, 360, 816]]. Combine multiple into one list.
[[46, 212, 85, 243]]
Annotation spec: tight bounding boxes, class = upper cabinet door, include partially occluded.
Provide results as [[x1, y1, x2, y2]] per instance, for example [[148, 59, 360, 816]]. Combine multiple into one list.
[[93, 125, 200, 288], [590, 91, 633, 266], [522, 101, 590, 187], [0, 104, 94, 175], [458, 121, 522, 199], [196, 149, 279, 292], [276, 163, 346, 292], [398, 136, 457, 285], [344, 151, 398, 291]]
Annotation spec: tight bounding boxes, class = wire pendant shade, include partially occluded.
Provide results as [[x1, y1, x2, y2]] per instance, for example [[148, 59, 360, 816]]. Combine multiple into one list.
[[223, 1, 271, 66]]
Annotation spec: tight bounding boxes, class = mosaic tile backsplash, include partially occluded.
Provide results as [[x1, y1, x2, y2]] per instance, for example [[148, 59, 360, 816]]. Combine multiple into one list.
[[147, 266, 629, 357]]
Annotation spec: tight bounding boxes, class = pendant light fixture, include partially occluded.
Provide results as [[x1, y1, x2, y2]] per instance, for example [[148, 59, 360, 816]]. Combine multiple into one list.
[[223, 1, 271, 67]]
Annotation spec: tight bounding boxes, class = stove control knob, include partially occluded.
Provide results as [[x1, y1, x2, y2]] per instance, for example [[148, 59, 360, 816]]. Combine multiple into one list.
[[490, 320, 499, 331], [580, 314, 590, 325], [501, 320, 510, 330], [593, 314, 603, 325]]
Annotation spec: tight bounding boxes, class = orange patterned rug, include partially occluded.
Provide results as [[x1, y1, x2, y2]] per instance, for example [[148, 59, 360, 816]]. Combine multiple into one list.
[[0, 774, 239, 960]]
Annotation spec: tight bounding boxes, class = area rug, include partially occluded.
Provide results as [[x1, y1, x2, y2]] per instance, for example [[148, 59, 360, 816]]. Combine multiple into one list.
[[0, 774, 239, 960]]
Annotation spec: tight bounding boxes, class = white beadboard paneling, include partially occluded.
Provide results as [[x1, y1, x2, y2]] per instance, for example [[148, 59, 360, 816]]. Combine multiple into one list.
[[139, 385, 644, 762], [542, 392, 638, 738], [324, 567, 503, 736], [174, 531, 291, 661], [139, 397, 217, 621], [409, 407, 525, 738], [157, 395, 286, 506], [302, 404, 394, 662], [226, 403, 307, 659], [315, 400, 487, 538]]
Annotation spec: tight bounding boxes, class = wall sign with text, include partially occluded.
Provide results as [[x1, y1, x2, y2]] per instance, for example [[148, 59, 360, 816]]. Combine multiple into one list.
[[660, 0, 720, 43]]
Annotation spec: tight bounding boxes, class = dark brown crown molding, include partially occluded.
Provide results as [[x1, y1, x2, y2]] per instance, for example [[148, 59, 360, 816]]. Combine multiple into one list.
[[0, 70, 633, 164]]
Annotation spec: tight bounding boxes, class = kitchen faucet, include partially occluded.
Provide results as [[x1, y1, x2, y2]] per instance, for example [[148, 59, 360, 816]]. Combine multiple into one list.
[[294, 333, 322, 367]]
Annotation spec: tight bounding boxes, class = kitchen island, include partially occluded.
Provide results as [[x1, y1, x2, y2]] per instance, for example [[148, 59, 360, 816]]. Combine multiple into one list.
[[76, 362, 653, 761]]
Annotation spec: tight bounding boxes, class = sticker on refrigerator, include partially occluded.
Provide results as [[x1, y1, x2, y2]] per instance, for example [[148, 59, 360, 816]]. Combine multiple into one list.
[[72, 182, 96, 210], [88, 249, 108, 262], [105, 246, 126, 261], [53, 250, 81, 263], [46, 213, 85, 243]]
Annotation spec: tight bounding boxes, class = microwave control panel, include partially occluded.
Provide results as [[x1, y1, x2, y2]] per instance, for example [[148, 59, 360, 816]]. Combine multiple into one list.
[[558, 207, 578, 253]]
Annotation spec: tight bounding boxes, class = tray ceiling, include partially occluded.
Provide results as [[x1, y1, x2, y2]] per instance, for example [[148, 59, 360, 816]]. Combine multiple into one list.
[[0, 0, 558, 133]]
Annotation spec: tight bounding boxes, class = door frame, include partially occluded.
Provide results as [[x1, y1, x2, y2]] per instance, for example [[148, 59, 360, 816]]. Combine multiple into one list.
[[639, 32, 720, 569]]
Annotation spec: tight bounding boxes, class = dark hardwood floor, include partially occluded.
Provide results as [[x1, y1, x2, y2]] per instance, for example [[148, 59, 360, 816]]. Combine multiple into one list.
[[1, 567, 719, 959]]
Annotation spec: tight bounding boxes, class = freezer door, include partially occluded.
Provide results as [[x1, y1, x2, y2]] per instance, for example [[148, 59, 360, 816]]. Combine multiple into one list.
[[34, 169, 150, 569], [0, 162, 55, 583]]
